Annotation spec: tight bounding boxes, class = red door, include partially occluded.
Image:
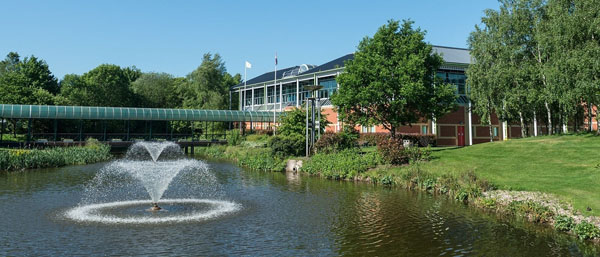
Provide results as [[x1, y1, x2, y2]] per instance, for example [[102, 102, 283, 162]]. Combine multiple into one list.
[[457, 126, 465, 146]]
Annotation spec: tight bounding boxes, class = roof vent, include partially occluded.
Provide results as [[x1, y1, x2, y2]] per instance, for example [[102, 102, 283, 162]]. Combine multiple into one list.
[[282, 64, 316, 79]]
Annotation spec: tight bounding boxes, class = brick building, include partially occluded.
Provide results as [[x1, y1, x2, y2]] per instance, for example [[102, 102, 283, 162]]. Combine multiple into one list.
[[231, 46, 537, 146]]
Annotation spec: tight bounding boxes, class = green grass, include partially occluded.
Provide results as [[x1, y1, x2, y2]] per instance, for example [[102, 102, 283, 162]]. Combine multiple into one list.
[[378, 134, 600, 216]]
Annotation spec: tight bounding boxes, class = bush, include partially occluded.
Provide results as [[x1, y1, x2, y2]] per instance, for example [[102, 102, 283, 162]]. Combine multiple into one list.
[[377, 138, 431, 165], [0, 142, 112, 172], [227, 130, 243, 146], [268, 134, 305, 157], [314, 131, 358, 153], [554, 215, 575, 232], [245, 134, 269, 142], [574, 221, 600, 240], [301, 149, 381, 179], [359, 133, 389, 146], [507, 200, 554, 223], [377, 137, 408, 165]]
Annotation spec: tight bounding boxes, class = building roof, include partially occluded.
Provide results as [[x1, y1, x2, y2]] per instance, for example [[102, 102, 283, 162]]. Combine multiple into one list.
[[432, 46, 471, 64], [234, 45, 471, 88]]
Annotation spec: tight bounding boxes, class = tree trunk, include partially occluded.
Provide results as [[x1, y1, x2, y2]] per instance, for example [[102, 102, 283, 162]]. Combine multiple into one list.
[[488, 113, 493, 142], [390, 125, 396, 139], [589, 101, 594, 132], [545, 101, 552, 135], [519, 111, 526, 138]]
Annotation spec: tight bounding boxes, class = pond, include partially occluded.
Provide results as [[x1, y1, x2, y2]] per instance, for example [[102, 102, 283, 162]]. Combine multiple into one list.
[[1, 159, 598, 256]]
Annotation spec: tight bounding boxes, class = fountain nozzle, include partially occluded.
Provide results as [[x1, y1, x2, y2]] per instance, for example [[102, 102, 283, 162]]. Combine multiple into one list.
[[150, 202, 162, 211]]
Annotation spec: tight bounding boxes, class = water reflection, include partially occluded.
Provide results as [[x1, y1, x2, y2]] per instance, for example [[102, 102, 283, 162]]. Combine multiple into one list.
[[1, 160, 599, 256]]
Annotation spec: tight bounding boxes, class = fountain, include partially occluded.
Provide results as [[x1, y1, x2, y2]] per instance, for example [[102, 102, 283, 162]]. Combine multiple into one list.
[[65, 141, 240, 224]]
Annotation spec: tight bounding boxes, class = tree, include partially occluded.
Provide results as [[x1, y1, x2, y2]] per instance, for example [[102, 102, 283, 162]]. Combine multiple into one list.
[[332, 20, 457, 137], [60, 64, 137, 107], [0, 52, 58, 105], [181, 53, 229, 110], [131, 72, 181, 108]]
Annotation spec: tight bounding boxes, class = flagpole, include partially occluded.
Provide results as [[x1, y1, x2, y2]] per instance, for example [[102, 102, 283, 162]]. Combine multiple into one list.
[[273, 52, 277, 135]]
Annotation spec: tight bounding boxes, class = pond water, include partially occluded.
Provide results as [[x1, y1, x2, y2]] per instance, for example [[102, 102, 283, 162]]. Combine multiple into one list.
[[1, 159, 599, 256]]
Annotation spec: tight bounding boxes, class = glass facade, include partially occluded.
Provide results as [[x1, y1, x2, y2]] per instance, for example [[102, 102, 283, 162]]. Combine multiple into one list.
[[318, 77, 337, 100], [253, 88, 264, 105], [437, 71, 467, 95]]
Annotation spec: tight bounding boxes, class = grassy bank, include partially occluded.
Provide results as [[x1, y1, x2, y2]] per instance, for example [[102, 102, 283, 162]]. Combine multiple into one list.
[[0, 139, 112, 171], [366, 134, 600, 216]]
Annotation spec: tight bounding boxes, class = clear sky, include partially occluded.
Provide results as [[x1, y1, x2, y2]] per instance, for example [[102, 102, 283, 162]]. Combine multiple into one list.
[[0, 0, 500, 80]]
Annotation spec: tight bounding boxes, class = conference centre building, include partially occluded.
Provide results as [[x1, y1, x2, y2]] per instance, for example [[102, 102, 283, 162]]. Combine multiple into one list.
[[231, 46, 522, 146]]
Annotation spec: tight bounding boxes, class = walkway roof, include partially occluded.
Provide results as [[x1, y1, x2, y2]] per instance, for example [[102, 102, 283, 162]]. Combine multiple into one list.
[[0, 104, 280, 122]]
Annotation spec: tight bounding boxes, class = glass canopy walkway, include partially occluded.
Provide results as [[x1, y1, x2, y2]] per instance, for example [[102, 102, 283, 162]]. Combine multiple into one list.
[[0, 104, 280, 122]]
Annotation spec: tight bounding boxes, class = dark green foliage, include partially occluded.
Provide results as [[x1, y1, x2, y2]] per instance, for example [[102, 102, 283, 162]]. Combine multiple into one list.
[[0, 139, 111, 171], [314, 131, 358, 153], [359, 133, 389, 146], [554, 215, 575, 232], [268, 134, 305, 157], [301, 149, 381, 180], [574, 221, 600, 240]]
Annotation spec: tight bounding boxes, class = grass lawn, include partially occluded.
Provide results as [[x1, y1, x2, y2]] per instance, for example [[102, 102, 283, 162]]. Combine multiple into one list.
[[385, 134, 600, 216]]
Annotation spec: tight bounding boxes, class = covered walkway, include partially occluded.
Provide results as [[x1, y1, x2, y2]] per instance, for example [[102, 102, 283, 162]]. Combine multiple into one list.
[[0, 104, 281, 147]]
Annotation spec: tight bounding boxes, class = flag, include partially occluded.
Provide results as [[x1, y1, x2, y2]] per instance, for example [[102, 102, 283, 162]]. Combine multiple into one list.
[[245, 61, 252, 69], [275, 52, 278, 66]]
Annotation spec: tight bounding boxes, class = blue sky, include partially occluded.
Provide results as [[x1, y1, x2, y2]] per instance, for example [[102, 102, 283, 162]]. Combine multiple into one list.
[[0, 1, 499, 80]]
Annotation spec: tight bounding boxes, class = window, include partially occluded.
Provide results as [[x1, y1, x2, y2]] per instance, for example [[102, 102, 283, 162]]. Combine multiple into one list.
[[361, 125, 376, 133], [318, 77, 337, 100], [421, 125, 428, 134], [493, 127, 499, 137], [436, 71, 466, 95]]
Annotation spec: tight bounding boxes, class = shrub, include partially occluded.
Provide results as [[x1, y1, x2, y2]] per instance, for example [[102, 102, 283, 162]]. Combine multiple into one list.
[[508, 200, 554, 223], [574, 221, 600, 240], [301, 149, 381, 179], [359, 133, 389, 146], [268, 134, 305, 157], [377, 137, 408, 165], [227, 130, 243, 146], [278, 108, 329, 137], [245, 134, 269, 142], [0, 143, 111, 172], [314, 131, 358, 153], [554, 215, 575, 232]]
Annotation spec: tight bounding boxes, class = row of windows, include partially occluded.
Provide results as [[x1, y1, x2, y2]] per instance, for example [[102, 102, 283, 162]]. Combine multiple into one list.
[[241, 72, 466, 107]]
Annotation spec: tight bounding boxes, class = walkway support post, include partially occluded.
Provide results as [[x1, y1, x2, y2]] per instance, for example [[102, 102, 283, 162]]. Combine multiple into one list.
[[53, 119, 58, 142], [149, 121, 153, 141], [78, 120, 83, 142], [126, 120, 130, 141], [102, 120, 107, 142], [26, 119, 32, 144], [1, 117, 4, 143]]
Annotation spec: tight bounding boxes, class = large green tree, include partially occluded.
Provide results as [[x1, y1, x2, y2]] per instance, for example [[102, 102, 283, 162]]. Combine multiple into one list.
[[181, 53, 240, 110], [60, 64, 138, 107], [332, 20, 456, 137], [131, 72, 183, 108], [0, 52, 58, 105]]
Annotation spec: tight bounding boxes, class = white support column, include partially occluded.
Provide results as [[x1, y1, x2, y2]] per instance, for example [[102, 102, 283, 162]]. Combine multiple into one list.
[[296, 79, 300, 108], [279, 82, 283, 111], [502, 121, 508, 141], [239, 89, 242, 110], [468, 100, 473, 146], [251, 88, 254, 111], [431, 118, 437, 135]]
